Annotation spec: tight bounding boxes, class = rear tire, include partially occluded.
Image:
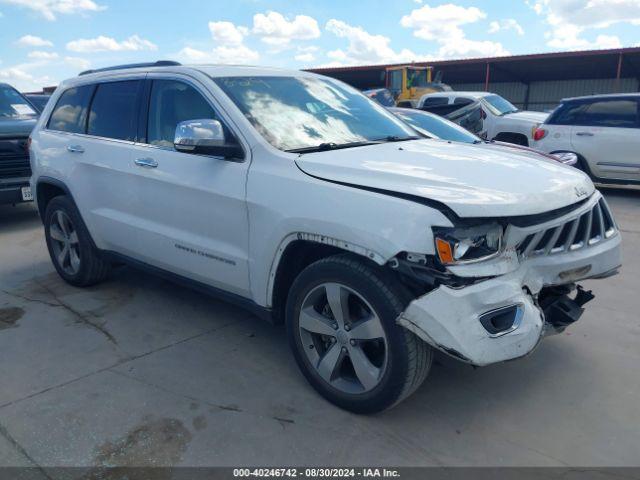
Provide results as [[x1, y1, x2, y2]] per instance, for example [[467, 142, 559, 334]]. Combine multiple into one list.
[[285, 254, 432, 414], [44, 195, 110, 287]]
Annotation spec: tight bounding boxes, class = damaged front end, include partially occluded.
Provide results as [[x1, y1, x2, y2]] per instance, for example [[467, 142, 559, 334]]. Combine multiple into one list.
[[393, 192, 621, 366]]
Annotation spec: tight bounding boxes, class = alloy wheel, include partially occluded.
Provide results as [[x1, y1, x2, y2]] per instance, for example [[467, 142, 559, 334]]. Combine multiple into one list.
[[298, 282, 388, 394], [49, 210, 81, 276]]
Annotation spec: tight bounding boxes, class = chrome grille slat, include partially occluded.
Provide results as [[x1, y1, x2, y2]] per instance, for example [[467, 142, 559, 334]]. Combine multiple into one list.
[[563, 219, 580, 252], [524, 231, 545, 256], [544, 226, 563, 254], [582, 210, 593, 246], [516, 197, 617, 259], [589, 203, 605, 245]]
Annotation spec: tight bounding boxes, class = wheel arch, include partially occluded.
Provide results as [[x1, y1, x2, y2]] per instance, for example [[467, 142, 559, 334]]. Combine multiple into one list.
[[35, 177, 74, 223], [267, 233, 387, 323]]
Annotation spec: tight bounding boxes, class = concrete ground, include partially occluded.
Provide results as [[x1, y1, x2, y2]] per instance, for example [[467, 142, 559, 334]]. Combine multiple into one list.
[[0, 188, 639, 473]]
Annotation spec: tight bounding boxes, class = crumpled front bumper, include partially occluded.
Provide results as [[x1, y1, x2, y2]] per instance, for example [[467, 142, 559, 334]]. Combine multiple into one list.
[[397, 195, 622, 366]]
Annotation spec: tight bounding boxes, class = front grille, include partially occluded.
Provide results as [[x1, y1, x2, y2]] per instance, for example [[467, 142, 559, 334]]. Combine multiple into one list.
[[0, 154, 31, 178], [517, 198, 617, 258]]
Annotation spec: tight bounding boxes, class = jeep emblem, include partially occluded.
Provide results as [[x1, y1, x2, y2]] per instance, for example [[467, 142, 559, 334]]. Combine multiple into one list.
[[575, 186, 588, 198]]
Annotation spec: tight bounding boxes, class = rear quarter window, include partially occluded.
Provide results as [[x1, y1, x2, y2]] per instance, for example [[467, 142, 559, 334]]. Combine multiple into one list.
[[547, 103, 586, 125], [423, 97, 449, 107], [47, 85, 94, 134]]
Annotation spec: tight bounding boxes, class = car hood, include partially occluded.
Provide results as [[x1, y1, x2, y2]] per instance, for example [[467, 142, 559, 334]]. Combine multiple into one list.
[[0, 116, 38, 138], [501, 110, 549, 124], [295, 139, 594, 218]]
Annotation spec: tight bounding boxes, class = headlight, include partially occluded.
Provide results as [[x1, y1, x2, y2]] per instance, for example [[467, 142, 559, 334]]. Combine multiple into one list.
[[433, 223, 503, 265], [553, 152, 578, 166]]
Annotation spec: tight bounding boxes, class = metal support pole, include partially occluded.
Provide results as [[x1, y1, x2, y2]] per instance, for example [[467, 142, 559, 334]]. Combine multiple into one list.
[[484, 63, 490, 91], [523, 82, 531, 110], [615, 53, 623, 92]]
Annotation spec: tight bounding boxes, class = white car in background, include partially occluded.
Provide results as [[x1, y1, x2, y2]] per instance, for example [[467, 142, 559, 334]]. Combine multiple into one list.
[[418, 91, 548, 146], [532, 93, 640, 184], [390, 107, 578, 166]]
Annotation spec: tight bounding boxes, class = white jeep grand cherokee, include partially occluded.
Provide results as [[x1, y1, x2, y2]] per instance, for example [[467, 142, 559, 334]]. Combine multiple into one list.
[[29, 62, 621, 413]]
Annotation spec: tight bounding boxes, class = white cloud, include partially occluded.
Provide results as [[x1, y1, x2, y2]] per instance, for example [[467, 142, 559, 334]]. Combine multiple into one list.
[[209, 21, 249, 46], [175, 20, 260, 64], [66, 35, 157, 53], [489, 19, 524, 35], [295, 52, 315, 62], [546, 26, 622, 49], [176, 45, 259, 64], [533, 0, 640, 29], [27, 50, 59, 59], [400, 4, 509, 58], [252, 11, 320, 48], [0, 0, 105, 21], [325, 19, 425, 65], [0, 63, 53, 91], [531, 0, 638, 49], [294, 45, 318, 62], [64, 56, 91, 70], [16, 34, 53, 47]]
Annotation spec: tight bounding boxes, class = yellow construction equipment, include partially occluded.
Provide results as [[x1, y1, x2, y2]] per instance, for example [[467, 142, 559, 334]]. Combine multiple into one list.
[[384, 65, 451, 107]]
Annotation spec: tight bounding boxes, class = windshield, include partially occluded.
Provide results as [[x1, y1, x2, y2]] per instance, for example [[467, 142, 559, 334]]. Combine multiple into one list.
[[482, 94, 518, 116], [213, 76, 416, 152], [393, 109, 479, 144], [0, 85, 37, 118], [406, 68, 428, 88]]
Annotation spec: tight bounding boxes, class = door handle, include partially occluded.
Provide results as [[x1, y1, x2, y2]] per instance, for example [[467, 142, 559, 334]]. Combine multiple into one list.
[[575, 132, 594, 137], [135, 157, 158, 168], [67, 145, 85, 153]]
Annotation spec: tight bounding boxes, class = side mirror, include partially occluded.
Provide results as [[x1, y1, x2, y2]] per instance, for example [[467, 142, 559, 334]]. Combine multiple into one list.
[[174, 119, 244, 160]]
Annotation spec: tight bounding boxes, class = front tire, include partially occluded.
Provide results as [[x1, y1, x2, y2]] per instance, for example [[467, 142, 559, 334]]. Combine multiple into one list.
[[286, 254, 432, 414], [44, 196, 110, 287]]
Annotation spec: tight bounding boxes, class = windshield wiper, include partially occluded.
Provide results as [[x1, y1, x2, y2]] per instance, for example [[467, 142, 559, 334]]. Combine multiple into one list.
[[287, 140, 381, 154], [287, 135, 420, 154], [374, 135, 421, 142]]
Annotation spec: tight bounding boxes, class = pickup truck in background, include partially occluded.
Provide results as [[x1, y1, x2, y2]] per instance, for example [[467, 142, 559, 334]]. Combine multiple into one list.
[[418, 91, 548, 147], [0, 83, 38, 205]]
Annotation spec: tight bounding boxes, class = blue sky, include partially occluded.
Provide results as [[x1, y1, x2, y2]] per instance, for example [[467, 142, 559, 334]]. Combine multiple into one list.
[[1, 0, 640, 91]]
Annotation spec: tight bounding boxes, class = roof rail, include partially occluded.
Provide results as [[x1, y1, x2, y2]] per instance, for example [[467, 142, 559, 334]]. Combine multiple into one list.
[[79, 60, 182, 76]]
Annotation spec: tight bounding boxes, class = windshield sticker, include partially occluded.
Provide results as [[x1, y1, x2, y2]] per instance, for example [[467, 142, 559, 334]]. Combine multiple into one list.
[[11, 104, 36, 115]]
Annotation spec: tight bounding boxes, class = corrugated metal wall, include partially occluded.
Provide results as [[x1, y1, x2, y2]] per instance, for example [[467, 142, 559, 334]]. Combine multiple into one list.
[[450, 78, 639, 112]]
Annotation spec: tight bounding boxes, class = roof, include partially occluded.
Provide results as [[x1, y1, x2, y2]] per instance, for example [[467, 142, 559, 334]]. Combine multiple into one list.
[[58, 63, 317, 90], [562, 92, 640, 103], [307, 47, 640, 89], [76, 62, 308, 79], [423, 91, 490, 98]]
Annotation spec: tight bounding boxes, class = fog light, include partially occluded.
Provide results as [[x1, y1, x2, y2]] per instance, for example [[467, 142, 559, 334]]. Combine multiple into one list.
[[479, 304, 524, 337]]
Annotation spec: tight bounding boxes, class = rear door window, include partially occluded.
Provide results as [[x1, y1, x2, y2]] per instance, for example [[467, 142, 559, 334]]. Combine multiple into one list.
[[579, 99, 639, 128], [47, 85, 94, 134], [87, 80, 142, 141]]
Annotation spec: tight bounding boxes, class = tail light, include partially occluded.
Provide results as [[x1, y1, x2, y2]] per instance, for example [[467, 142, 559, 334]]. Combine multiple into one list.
[[533, 127, 547, 141]]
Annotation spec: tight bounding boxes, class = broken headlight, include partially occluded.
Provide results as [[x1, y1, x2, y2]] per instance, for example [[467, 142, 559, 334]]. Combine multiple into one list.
[[433, 223, 503, 265]]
